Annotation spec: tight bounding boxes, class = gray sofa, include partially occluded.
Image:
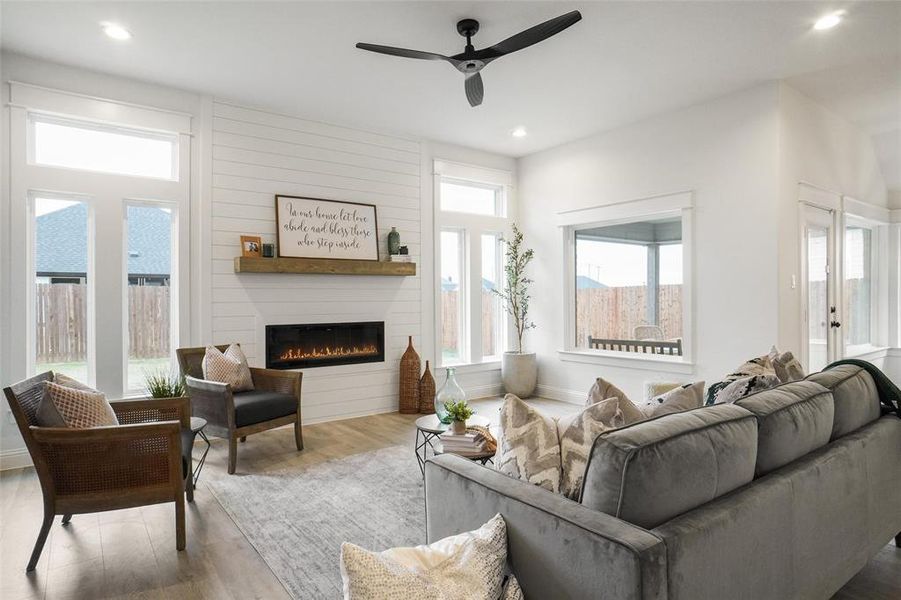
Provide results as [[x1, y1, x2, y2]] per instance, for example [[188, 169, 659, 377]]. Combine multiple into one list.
[[424, 364, 901, 599]]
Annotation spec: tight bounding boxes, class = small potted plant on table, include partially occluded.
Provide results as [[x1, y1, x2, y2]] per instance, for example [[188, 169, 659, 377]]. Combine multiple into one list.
[[443, 399, 474, 435]]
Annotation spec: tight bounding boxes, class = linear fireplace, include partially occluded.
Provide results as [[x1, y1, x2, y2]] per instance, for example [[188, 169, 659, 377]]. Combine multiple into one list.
[[265, 322, 385, 369]]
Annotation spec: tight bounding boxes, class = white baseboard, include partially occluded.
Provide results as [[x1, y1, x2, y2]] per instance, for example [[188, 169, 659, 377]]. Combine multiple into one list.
[[466, 383, 504, 400], [535, 384, 586, 405], [0, 447, 33, 471]]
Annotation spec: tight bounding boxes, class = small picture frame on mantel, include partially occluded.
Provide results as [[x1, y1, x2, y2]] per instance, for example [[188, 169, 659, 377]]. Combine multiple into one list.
[[241, 235, 262, 258]]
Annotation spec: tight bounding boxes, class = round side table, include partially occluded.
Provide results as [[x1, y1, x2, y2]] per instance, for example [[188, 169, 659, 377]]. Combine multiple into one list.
[[190, 416, 211, 486], [414, 413, 492, 476]]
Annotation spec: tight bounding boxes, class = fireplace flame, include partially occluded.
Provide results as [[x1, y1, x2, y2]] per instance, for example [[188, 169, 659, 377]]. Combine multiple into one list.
[[278, 344, 379, 362]]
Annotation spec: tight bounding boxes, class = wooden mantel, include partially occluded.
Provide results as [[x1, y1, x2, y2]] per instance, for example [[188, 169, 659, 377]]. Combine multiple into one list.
[[234, 256, 416, 276]]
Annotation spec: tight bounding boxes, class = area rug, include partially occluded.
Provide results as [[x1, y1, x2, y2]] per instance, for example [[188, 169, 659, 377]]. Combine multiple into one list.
[[207, 445, 425, 599]]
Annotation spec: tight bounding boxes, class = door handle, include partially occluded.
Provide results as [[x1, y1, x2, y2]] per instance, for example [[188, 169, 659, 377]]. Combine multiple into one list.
[[830, 320, 841, 328]]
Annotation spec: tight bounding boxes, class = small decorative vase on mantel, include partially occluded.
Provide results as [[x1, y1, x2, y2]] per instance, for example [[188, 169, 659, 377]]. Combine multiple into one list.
[[418, 361, 436, 414], [388, 227, 401, 256], [398, 336, 420, 414], [435, 367, 466, 424]]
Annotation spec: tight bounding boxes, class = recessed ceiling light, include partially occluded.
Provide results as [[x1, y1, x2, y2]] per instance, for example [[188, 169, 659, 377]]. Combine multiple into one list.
[[101, 21, 132, 41], [813, 11, 845, 31], [511, 127, 527, 138]]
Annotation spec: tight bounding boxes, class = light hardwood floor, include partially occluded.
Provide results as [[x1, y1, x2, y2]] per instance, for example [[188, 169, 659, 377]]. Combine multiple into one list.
[[1, 397, 898, 600]]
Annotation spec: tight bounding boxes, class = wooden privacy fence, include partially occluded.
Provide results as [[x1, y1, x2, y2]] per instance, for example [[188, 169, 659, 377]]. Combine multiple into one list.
[[441, 291, 498, 355], [34, 283, 170, 363], [576, 284, 682, 345]]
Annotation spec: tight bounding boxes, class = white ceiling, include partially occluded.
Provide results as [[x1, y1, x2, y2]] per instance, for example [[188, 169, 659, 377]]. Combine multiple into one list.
[[2, 1, 900, 185]]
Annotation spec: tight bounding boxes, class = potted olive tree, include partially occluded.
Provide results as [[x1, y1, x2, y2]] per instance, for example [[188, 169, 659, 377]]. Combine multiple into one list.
[[493, 224, 537, 397]]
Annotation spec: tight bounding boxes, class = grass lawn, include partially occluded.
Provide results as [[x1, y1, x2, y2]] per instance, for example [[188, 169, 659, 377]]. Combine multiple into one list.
[[36, 357, 172, 394]]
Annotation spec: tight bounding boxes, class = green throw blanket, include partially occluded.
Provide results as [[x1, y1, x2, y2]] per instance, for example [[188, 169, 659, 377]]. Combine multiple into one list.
[[825, 359, 901, 416]]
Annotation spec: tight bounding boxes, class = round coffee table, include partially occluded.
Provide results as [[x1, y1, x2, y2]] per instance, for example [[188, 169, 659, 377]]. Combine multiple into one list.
[[414, 413, 493, 476]]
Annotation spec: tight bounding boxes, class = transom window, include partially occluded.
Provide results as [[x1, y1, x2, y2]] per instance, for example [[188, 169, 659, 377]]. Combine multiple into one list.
[[30, 114, 178, 180]]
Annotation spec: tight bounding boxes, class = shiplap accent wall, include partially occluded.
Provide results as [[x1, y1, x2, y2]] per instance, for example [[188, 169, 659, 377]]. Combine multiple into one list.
[[210, 100, 424, 422]]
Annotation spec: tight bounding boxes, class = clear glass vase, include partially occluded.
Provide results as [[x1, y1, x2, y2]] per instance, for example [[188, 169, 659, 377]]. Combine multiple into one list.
[[435, 367, 467, 424]]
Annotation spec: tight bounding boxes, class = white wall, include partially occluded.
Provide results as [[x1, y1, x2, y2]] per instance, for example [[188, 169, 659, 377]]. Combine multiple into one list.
[[517, 83, 783, 402], [776, 83, 889, 353]]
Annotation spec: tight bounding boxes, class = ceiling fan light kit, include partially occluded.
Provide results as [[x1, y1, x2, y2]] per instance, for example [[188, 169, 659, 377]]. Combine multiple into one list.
[[356, 10, 582, 107]]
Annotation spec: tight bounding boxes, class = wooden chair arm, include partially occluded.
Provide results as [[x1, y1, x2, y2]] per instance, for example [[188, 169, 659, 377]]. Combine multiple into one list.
[[184, 375, 233, 430], [30, 422, 183, 497], [110, 396, 190, 429], [250, 368, 302, 398]]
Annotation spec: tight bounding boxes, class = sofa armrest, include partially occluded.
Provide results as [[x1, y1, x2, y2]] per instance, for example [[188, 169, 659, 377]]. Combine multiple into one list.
[[425, 455, 667, 600], [110, 396, 190, 429], [184, 375, 233, 430]]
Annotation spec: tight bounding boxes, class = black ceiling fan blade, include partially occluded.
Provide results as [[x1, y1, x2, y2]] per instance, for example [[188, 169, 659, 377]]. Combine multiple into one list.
[[478, 10, 582, 60], [465, 73, 484, 107], [355, 43, 459, 65]]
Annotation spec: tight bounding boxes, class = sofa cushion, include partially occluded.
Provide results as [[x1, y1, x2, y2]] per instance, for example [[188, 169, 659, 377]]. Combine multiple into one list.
[[233, 390, 297, 427], [580, 404, 758, 529], [805, 364, 881, 440], [735, 380, 833, 476]]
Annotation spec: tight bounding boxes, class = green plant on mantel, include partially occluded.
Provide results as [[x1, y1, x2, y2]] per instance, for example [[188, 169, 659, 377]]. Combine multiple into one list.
[[443, 399, 474, 423], [144, 369, 185, 398], [492, 223, 536, 353]]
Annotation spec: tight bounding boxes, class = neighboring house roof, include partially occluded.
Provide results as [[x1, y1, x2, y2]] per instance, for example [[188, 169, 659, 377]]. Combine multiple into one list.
[[441, 277, 498, 293], [36, 204, 171, 276], [576, 275, 607, 289]]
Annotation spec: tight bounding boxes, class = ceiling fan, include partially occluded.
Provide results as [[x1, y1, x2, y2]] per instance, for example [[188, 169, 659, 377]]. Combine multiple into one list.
[[356, 10, 582, 107]]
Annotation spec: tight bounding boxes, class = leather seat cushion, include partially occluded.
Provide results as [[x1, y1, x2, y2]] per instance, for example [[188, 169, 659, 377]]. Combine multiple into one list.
[[233, 390, 297, 427]]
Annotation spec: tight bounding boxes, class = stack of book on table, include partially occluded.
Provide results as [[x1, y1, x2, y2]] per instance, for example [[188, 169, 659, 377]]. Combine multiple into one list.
[[439, 429, 488, 456]]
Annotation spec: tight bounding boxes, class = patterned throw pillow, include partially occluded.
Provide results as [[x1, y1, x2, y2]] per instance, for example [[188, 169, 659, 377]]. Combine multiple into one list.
[[497, 394, 562, 494], [641, 381, 705, 418], [202, 344, 254, 392], [773, 351, 805, 383], [558, 398, 622, 498], [705, 351, 778, 405], [36, 381, 118, 428], [501, 575, 524, 600], [499, 394, 622, 498], [340, 513, 508, 600], [587, 377, 646, 424], [714, 374, 781, 404]]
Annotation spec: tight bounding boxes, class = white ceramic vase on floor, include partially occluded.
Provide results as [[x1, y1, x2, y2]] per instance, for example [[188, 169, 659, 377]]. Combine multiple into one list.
[[501, 352, 537, 398]]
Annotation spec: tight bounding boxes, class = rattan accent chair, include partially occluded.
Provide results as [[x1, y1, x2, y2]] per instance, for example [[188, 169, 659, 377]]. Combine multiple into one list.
[[3, 372, 189, 572], [176, 345, 303, 474]]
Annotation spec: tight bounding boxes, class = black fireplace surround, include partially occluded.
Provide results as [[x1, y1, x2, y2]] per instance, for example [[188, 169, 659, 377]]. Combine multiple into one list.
[[265, 322, 385, 369]]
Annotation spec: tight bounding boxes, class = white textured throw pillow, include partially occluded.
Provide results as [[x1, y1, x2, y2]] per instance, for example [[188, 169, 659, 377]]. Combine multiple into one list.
[[587, 377, 646, 424], [499, 394, 622, 498], [640, 381, 705, 418], [340, 513, 508, 600], [202, 344, 254, 392]]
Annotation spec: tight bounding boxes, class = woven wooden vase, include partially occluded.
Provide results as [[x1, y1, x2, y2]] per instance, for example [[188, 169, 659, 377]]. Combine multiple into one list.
[[418, 360, 436, 414], [398, 336, 421, 414]]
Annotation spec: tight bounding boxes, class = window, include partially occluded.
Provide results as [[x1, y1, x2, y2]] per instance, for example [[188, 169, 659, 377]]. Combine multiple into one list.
[[31, 114, 178, 180], [842, 218, 884, 356], [435, 161, 513, 366], [11, 83, 190, 398], [125, 203, 176, 391], [32, 196, 92, 382], [574, 217, 684, 355]]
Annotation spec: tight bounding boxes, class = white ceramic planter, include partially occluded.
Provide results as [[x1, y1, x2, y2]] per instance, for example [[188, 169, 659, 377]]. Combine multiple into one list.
[[501, 352, 538, 398]]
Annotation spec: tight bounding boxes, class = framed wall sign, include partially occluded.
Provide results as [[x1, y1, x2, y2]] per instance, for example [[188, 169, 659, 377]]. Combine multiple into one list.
[[275, 195, 380, 261]]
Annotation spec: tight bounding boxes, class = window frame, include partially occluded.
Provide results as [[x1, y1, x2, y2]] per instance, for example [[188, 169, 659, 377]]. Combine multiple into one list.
[[434, 160, 514, 368], [841, 210, 889, 358], [27, 112, 180, 182], [558, 191, 694, 372]]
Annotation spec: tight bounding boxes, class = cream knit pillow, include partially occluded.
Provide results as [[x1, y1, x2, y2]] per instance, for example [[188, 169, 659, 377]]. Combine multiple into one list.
[[202, 344, 254, 392], [340, 514, 508, 600]]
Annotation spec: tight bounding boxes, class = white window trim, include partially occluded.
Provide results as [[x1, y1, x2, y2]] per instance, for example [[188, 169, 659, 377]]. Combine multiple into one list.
[[558, 191, 694, 370], [8, 84, 192, 400], [433, 159, 514, 368]]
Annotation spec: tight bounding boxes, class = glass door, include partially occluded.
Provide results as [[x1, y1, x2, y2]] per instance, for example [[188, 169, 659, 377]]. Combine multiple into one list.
[[803, 206, 837, 372]]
